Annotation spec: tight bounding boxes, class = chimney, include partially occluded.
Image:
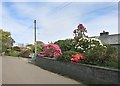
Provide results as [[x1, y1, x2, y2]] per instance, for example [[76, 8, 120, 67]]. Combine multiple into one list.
[[100, 30, 109, 36]]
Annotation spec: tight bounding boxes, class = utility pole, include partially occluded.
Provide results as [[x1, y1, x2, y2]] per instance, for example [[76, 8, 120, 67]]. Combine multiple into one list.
[[34, 20, 37, 57]]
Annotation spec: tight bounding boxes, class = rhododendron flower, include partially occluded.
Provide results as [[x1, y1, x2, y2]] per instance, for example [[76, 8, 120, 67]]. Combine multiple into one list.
[[77, 24, 87, 33], [71, 54, 85, 63], [38, 44, 62, 58], [78, 24, 84, 29], [38, 52, 46, 57]]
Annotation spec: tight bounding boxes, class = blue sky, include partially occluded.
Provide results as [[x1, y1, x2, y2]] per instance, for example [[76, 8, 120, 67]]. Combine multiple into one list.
[[1, 1, 118, 45]]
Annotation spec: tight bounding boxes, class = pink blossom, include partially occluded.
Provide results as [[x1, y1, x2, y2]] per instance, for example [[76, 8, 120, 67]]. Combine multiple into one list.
[[38, 44, 62, 58], [77, 24, 87, 33]]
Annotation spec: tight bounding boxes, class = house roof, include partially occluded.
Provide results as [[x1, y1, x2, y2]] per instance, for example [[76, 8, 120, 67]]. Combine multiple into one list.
[[98, 34, 120, 44]]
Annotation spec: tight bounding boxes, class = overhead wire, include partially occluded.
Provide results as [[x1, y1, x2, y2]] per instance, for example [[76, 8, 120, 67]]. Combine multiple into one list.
[[78, 4, 117, 19], [49, 2, 117, 23], [49, 1, 73, 16], [48, 0, 117, 16]]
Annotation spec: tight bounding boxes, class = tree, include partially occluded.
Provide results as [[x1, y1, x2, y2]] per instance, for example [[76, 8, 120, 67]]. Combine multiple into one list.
[[73, 24, 103, 53], [0, 29, 15, 52]]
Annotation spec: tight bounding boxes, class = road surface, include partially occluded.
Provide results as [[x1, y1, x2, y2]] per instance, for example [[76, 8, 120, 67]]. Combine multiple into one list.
[[2, 56, 84, 84]]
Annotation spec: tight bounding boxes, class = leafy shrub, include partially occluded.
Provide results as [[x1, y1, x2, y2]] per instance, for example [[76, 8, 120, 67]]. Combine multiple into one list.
[[2, 46, 7, 52], [57, 51, 79, 62], [37, 45, 44, 53], [26, 44, 35, 53], [26, 44, 44, 54], [83, 45, 119, 67], [104, 45, 118, 62], [82, 45, 106, 65], [12, 46, 21, 52], [20, 49, 31, 58], [8, 50, 20, 57], [103, 45, 119, 69], [54, 39, 75, 52], [104, 60, 120, 69]]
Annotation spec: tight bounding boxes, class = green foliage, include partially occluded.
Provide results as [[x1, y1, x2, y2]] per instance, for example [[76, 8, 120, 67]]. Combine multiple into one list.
[[0, 29, 15, 52], [83, 45, 107, 65], [19, 49, 31, 58], [104, 45, 118, 61], [83, 45, 119, 68], [7, 50, 20, 57], [36, 41, 44, 53], [26, 43, 44, 54], [104, 60, 120, 69], [54, 39, 75, 52], [37, 44, 44, 53], [57, 51, 79, 62], [12, 46, 21, 52], [26, 44, 35, 53], [103, 45, 119, 69]]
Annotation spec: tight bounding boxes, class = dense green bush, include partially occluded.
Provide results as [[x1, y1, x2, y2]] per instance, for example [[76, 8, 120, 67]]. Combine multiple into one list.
[[12, 46, 21, 52], [83, 45, 119, 68], [20, 49, 31, 58], [104, 45, 118, 61], [37, 45, 44, 53], [26, 44, 44, 54], [54, 39, 75, 52], [8, 50, 20, 57], [104, 60, 120, 69], [57, 51, 79, 62], [103, 45, 119, 69]]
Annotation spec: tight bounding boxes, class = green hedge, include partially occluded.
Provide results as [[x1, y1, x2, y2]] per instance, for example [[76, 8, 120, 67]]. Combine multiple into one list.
[[82, 45, 119, 69], [8, 50, 20, 57], [19, 49, 31, 58]]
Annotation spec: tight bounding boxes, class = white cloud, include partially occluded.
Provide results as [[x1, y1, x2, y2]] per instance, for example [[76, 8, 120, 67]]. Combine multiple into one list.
[[85, 10, 118, 36], [2, 6, 34, 44], [3, 2, 80, 43], [2, 2, 118, 44]]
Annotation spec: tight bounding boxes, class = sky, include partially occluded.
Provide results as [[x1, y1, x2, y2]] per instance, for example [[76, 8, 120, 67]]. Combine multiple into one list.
[[1, 0, 119, 45]]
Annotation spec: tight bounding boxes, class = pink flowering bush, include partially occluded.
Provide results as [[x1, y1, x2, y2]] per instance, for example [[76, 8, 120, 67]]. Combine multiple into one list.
[[38, 44, 62, 58]]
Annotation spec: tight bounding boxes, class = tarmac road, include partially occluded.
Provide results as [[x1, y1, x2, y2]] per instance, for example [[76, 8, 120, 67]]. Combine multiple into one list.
[[2, 56, 84, 84]]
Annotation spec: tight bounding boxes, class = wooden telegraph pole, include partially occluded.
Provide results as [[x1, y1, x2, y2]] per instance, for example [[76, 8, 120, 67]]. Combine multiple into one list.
[[34, 20, 37, 57]]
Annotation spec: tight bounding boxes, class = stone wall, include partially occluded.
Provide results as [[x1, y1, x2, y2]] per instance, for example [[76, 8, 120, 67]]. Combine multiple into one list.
[[34, 57, 120, 84]]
